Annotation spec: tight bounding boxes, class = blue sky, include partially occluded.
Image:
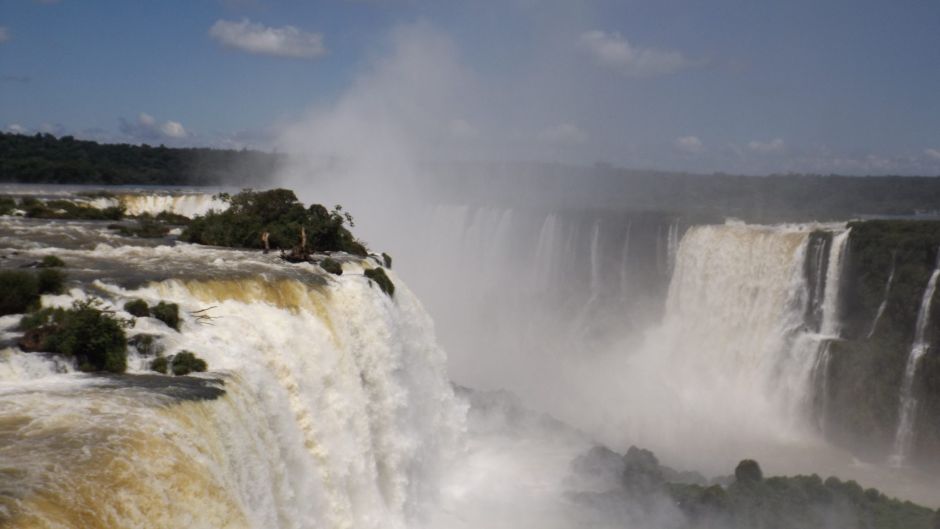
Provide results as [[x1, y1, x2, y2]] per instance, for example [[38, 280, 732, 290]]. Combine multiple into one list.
[[1, 0, 939, 175]]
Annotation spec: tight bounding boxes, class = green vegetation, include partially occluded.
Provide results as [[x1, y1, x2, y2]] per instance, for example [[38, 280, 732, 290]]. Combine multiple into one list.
[[182, 189, 368, 255], [0, 268, 67, 316], [382, 252, 393, 268], [150, 351, 208, 376], [36, 268, 65, 295], [171, 351, 208, 376], [22, 197, 125, 220], [124, 299, 150, 317], [0, 132, 282, 185], [0, 271, 40, 315], [151, 301, 180, 331], [575, 445, 936, 529], [364, 267, 394, 296], [150, 356, 169, 374], [17, 299, 130, 373], [38, 255, 66, 268], [319, 257, 343, 275], [822, 220, 940, 462], [0, 195, 16, 215]]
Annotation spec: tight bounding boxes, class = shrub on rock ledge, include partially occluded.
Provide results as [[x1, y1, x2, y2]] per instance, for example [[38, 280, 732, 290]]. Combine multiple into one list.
[[320, 258, 343, 275], [19, 299, 129, 373], [0, 270, 40, 316], [364, 267, 394, 297], [181, 189, 368, 256], [124, 299, 150, 317], [151, 301, 180, 331], [171, 351, 208, 376]]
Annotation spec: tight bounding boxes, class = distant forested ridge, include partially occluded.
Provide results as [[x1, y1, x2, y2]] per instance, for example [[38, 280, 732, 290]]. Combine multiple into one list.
[[0, 132, 282, 185]]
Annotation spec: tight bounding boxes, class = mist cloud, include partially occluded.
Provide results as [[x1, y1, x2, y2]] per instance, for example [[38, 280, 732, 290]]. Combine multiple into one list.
[[209, 19, 326, 59], [748, 138, 786, 155], [0, 27, 10, 43]]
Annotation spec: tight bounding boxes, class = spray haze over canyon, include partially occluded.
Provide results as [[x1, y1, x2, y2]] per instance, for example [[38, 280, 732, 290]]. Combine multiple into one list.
[[3, 1, 940, 528]]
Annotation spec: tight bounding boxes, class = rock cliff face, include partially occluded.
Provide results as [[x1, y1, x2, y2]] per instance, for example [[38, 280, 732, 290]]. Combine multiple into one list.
[[820, 221, 940, 465]]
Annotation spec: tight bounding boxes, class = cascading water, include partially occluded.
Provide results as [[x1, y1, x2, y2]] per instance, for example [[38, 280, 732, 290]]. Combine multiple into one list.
[[867, 251, 897, 339], [889, 248, 940, 466], [0, 211, 464, 529]]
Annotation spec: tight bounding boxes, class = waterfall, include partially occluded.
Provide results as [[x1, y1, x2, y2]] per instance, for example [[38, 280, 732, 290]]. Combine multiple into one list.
[[0, 263, 463, 528], [819, 229, 850, 337], [867, 251, 897, 339], [889, 249, 940, 466]]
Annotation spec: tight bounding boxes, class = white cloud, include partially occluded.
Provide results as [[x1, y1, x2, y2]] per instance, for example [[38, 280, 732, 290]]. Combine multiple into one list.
[[538, 123, 588, 144], [579, 30, 690, 77], [209, 19, 326, 59], [120, 112, 188, 141], [7, 124, 26, 134], [925, 148, 940, 161], [747, 138, 785, 154], [160, 121, 187, 138], [675, 135, 704, 154], [0, 27, 10, 44]]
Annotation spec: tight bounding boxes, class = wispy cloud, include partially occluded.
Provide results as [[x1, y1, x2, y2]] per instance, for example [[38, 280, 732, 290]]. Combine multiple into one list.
[[7, 124, 27, 134], [119, 112, 188, 141], [209, 19, 326, 59], [747, 138, 786, 154], [0, 27, 10, 44], [537, 123, 588, 144], [579, 30, 690, 77], [675, 135, 704, 154], [925, 148, 940, 161]]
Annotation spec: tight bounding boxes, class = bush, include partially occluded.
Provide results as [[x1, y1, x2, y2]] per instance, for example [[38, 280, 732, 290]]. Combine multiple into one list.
[[124, 299, 150, 317], [364, 267, 394, 296], [38, 255, 66, 268], [150, 356, 168, 374], [181, 189, 368, 255], [37, 268, 65, 294], [382, 252, 393, 268], [171, 351, 208, 376], [320, 257, 343, 275], [0, 195, 15, 215], [0, 270, 39, 315], [734, 459, 763, 484], [24, 199, 125, 221], [23, 299, 129, 373], [151, 301, 180, 331]]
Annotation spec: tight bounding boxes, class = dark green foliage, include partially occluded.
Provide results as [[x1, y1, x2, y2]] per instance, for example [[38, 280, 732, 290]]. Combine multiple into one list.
[[171, 351, 208, 376], [21, 299, 129, 373], [320, 257, 343, 275], [24, 198, 124, 220], [822, 220, 940, 462], [0, 132, 283, 186], [0, 195, 16, 215], [150, 356, 168, 374], [109, 219, 170, 238], [38, 255, 66, 268], [129, 334, 160, 356], [382, 252, 393, 268], [36, 268, 65, 294], [589, 447, 937, 529], [0, 270, 40, 316], [124, 299, 150, 317], [154, 211, 191, 225], [734, 459, 763, 484], [364, 267, 394, 296], [151, 301, 180, 331], [181, 189, 368, 255]]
